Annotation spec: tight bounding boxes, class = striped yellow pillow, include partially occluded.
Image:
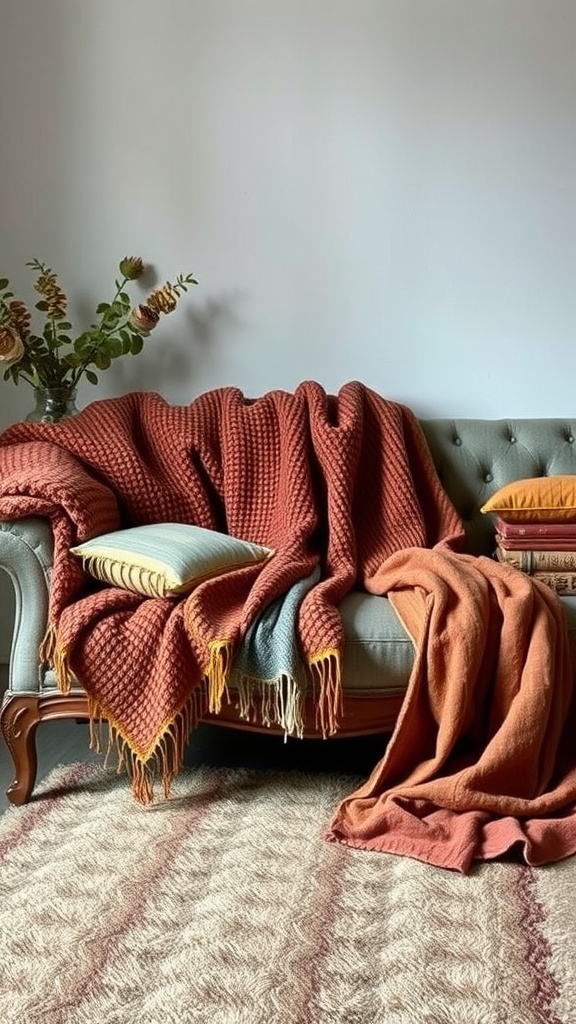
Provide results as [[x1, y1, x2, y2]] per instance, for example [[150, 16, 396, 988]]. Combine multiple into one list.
[[70, 523, 274, 598]]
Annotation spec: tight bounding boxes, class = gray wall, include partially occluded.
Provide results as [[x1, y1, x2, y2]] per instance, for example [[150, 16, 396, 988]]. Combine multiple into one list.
[[1, 0, 575, 659]]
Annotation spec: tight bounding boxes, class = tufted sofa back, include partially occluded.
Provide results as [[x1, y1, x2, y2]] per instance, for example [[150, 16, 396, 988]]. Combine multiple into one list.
[[421, 419, 576, 556]]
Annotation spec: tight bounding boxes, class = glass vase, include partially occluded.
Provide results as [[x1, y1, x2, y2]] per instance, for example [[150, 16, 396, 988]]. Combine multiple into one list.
[[25, 386, 79, 424]]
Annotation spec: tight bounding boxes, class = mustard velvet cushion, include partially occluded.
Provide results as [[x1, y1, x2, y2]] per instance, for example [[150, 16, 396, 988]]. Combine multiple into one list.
[[480, 476, 576, 522], [70, 523, 274, 598]]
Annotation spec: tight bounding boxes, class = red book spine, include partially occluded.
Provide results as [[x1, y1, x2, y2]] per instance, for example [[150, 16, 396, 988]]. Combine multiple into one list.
[[496, 533, 576, 552], [495, 516, 576, 541]]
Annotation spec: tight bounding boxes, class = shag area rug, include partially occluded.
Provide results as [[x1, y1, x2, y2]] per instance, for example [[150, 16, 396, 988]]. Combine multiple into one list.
[[1, 764, 576, 1024]]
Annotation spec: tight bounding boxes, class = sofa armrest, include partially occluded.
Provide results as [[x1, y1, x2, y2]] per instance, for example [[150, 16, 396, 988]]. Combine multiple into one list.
[[0, 517, 53, 695]]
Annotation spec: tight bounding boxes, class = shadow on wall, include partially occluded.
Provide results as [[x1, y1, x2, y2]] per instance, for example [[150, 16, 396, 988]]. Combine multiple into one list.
[[107, 292, 246, 394], [0, 384, 35, 430]]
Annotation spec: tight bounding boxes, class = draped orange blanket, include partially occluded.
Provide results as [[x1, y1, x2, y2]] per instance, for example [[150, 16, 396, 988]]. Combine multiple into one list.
[[1, 381, 576, 871], [326, 549, 576, 870]]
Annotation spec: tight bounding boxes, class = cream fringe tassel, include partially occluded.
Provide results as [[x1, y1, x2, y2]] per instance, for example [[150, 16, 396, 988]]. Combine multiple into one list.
[[235, 648, 343, 739], [236, 673, 306, 739]]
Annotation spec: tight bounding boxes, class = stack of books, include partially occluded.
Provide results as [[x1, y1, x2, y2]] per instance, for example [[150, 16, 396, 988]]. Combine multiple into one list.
[[494, 517, 576, 594]]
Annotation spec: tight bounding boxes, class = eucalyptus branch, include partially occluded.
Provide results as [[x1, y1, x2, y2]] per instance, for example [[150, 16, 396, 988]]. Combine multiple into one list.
[[67, 274, 132, 387]]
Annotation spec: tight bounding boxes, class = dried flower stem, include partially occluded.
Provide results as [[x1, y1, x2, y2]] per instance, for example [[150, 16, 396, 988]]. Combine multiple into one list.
[[0, 258, 198, 390]]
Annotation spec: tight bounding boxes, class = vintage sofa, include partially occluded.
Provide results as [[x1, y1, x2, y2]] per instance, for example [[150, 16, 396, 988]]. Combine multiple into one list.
[[2, 415, 576, 805]]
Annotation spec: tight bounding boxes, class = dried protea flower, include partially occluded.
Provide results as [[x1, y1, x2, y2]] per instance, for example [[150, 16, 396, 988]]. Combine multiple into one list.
[[34, 267, 67, 319], [129, 303, 160, 333], [119, 256, 144, 280], [146, 282, 179, 315], [8, 300, 32, 340], [0, 325, 25, 365]]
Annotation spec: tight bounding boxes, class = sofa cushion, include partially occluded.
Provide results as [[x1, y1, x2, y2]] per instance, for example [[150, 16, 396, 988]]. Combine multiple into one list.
[[480, 475, 576, 523], [39, 591, 576, 698], [339, 591, 576, 695], [336, 591, 415, 693], [70, 523, 274, 599]]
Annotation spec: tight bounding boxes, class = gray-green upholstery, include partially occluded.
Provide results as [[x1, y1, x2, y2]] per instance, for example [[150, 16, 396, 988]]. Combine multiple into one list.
[[2, 417, 576, 705]]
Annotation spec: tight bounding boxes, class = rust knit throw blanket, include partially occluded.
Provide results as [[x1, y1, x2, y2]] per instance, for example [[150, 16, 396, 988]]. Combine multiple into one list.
[[0, 382, 463, 802]]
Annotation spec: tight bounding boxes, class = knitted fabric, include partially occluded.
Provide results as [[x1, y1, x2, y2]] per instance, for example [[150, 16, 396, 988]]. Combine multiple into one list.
[[231, 567, 321, 736], [0, 381, 464, 800]]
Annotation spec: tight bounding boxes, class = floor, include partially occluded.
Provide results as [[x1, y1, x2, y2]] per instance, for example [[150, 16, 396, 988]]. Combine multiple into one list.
[[0, 664, 389, 813]]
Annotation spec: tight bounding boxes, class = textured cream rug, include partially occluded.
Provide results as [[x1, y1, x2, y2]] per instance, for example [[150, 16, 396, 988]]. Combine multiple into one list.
[[1, 763, 576, 1024]]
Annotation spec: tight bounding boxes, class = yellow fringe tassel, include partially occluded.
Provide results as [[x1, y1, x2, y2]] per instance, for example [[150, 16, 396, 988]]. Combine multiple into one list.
[[87, 681, 210, 805], [39, 622, 73, 695], [52, 642, 73, 695], [309, 648, 343, 737], [206, 639, 233, 715], [39, 622, 57, 666]]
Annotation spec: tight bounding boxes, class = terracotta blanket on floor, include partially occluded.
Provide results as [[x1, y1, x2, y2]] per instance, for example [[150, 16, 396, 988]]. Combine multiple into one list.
[[0, 381, 462, 801], [326, 547, 576, 870]]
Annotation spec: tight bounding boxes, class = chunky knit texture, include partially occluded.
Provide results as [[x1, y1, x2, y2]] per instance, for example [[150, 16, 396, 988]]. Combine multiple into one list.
[[0, 382, 463, 800]]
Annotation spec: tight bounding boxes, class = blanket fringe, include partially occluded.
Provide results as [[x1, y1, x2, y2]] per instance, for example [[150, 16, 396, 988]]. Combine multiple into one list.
[[39, 622, 57, 668], [236, 673, 305, 738], [39, 623, 75, 695], [52, 640, 74, 695], [206, 639, 233, 715], [309, 648, 343, 737], [87, 681, 209, 804]]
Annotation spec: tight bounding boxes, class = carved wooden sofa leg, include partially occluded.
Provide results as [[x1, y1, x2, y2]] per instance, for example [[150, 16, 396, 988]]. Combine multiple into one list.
[[0, 692, 90, 806]]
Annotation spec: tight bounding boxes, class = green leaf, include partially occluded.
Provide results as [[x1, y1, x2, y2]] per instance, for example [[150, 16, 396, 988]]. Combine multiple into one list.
[[130, 334, 144, 355], [85, 370, 99, 385], [96, 302, 110, 314], [58, 321, 73, 331], [94, 350, 111, 370], [0, 278, 9, 290], [107, 339, 123, 358], [36, 300, 49, 312]]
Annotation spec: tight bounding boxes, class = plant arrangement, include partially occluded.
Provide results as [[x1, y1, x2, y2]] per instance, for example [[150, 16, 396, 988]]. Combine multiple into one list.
[[0, 257, 198, 390]]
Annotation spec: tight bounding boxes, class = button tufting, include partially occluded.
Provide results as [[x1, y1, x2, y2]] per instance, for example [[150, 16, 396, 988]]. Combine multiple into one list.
[[509, 436, 516, 444], [454, 437, 462, 446], [568, 435, 574, 444], [485, 473, 493, 483]]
